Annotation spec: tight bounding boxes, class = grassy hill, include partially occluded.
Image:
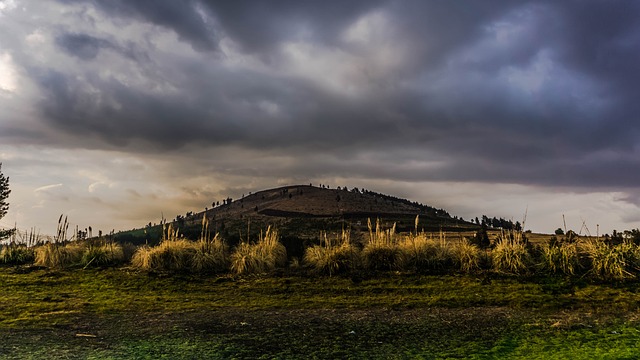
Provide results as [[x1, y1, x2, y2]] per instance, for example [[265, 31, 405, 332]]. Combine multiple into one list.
[[113, 185, 477, 250]]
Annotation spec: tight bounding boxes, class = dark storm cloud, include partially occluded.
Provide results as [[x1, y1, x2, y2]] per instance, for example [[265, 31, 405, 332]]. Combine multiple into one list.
[[35, 64, 403, 150], [31, 1, 640, 189], [59, 0, 218, 51], [55, 33, 149, 62], [201, 0, 385, 55], [56, 33, 112, 60]]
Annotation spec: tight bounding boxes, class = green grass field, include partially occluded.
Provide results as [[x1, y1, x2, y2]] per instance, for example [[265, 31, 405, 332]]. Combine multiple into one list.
[[2, 266, 640, 359]]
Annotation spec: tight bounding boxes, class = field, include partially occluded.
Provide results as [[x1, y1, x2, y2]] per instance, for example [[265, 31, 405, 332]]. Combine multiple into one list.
[[2, 187, 639, 358], [2, 266, 640, 359]]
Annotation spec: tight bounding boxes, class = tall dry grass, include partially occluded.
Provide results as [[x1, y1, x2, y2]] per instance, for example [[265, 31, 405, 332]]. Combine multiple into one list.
[[230, 226, 286, 275], [131, 239, 195, 272], [33, 215, 81, 269], [304, 229, 360, 275], [191, 217, 229, 273], [399, 231, 452, 272], [540, 241, 579, 276], [363, 219, 403, 271], [35, 242, 84, 268], [0, 243, 35, 265], [450, 239, 482, 273], [492, 229, 531, 274], [580, 239, 638, 280], [80, 242, 125, 268], [131, 219, 228, 273]]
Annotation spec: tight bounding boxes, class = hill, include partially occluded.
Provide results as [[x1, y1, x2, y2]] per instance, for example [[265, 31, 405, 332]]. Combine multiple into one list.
[[114, 185, 477, 253], [202, 185, 450, 219]]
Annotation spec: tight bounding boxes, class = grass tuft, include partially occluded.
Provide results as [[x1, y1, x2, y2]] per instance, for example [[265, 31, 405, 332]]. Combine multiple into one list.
[[230, 226, 287, 275], [450, 239, 482, 273], [304, 229, 360, 275], [581, 240, 635, 280], [80, 242, 125, 268], [34, 242, 84, 269], [399, 231, 453, 273], [131, 239, 195, 272], [492, 230, 531, 274], [0, 243, 35, 265], [540, 241, 579, 276], [363, 219, 403, 271]]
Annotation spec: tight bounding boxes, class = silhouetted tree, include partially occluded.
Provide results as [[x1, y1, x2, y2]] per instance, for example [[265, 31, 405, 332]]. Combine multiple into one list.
[[472, 221, 491, 249], [0, 163, 13, 241]]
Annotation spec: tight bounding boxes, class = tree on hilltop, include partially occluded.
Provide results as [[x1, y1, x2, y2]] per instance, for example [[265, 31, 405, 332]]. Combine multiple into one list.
[[0, 163, 13, 241]]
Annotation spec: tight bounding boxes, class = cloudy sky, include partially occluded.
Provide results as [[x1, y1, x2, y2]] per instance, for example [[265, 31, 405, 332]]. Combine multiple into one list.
[[1, 0, 639, 236]]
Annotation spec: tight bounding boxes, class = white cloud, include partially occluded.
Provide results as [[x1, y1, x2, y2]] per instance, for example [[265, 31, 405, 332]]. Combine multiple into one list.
[[0, 0, 17, 15], [34, 183, 63, 193], [25, 29, 46, 46], [0, 52, 18, 92]]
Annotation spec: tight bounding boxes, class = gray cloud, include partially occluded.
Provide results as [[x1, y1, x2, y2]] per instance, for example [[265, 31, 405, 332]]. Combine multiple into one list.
[[59, 0, 219, 51], [55, 33, 149, 63], [7, 0, 640, 194], [56, 33, 112, 60]]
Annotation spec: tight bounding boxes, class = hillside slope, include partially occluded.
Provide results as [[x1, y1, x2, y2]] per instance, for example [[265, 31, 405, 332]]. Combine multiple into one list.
[[115, 185, 476, 247], [204, 185, 450, 219]]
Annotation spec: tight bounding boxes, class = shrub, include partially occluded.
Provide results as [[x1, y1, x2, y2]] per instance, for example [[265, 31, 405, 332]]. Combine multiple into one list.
[[304, 230, 360, 275], [0, 244, 35, 265], [230, 226, 287, 275], [121, 242, 138, 263]]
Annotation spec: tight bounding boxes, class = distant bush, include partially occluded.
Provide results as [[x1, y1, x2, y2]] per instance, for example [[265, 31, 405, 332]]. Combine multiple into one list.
[[230, 226, 286, 275]]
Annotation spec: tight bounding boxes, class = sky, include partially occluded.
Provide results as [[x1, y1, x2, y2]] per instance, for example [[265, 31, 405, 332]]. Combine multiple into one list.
[[1, 0, 639, 237]]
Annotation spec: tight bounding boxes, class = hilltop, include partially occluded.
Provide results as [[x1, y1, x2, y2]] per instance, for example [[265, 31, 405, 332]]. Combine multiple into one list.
[[113, 185, 477, 249], [201, 185, 451, 220]]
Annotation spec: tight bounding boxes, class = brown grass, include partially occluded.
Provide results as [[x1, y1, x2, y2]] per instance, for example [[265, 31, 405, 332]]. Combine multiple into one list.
[[230, 226, 287, 275], [304, 229, 360, 275], [363, 219, 403, 271], [492, 230, 531, 274], [34, 242, 84, 269]]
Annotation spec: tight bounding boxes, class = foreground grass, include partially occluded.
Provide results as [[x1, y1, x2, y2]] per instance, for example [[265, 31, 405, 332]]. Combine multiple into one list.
[[1, 267, 640, 359]]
